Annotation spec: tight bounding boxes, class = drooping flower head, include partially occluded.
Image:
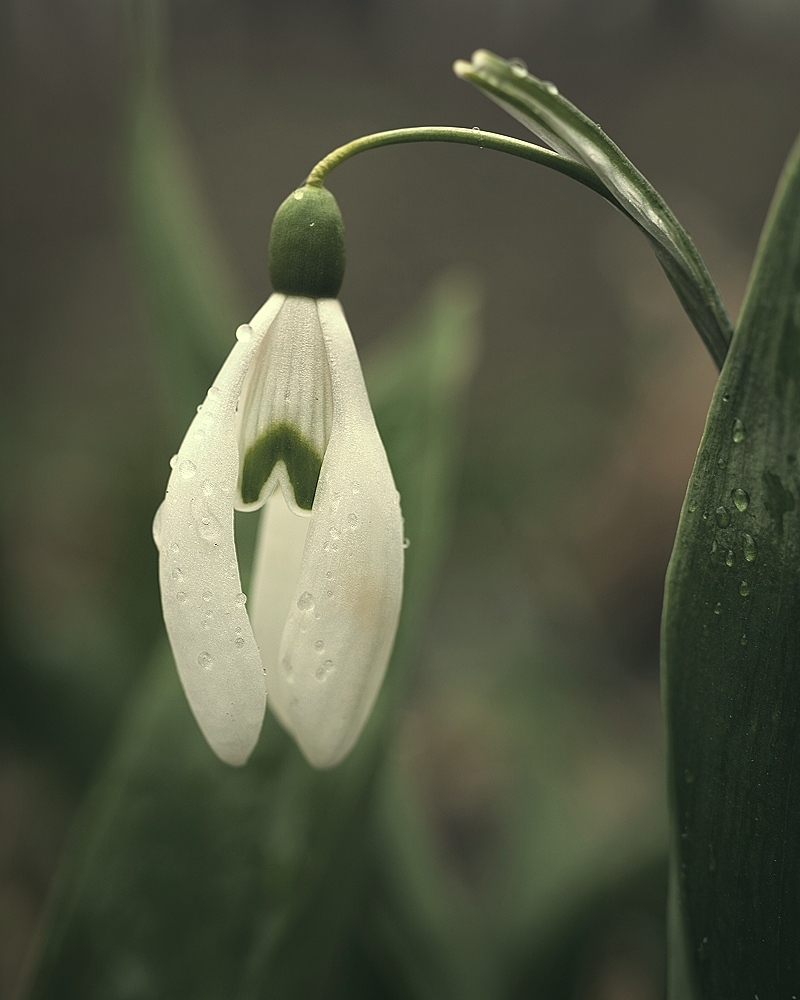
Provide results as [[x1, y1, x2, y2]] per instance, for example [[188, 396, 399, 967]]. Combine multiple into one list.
[[153, 185, 404, 768]]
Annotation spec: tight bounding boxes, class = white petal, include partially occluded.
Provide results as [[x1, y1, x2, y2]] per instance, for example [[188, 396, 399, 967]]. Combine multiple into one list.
[[261, 299, 405, 768], [249, 488, 310, 734], [155, 293, 284, 766], [235, 297, 333, 513]]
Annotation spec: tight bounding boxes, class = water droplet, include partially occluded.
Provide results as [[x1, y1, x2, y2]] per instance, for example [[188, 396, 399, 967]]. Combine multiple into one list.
[[202, 590, 213, 603], [743, 533, 757, 562], [236, 324, 253, 343], [315, 639, 324, 651], [170, 542, 179, 554], [348, 513, 358, 528], [293, 189, 305, 201], [471, 125, 481, 131], [176, 591, 187, 603], [234, 626, 242, 634], [732, 488, 749, 512], [702, 510, 709, 521], [325, 571, 333, 579], [717, 457, 727, 470], [315, 666, 326, 680], [711, 540, 718, 555], [741, 634, 748, 647], [715, 506, 730, 528], [713, 602, 722, 616], [169, 454, 178, 469], [326, 589, 333, 598], [234, 636, 245, 648], [542, 80, 559, 95], [725, 550, 735, 567], [197, 514, 222, 542], [179, 459, 196, 479], [171, 567, 183, 582], [207, 386, 221, 399], [509, 56, 528, 76], [739, 580, 750, 596], [152, 505, 164, 547], [722, 392, 730, 403], [402, 537, 411, 549], [732, 418, 746, 443], [297, 591, 315, 611], [198, 652, 213, 670], [688, 498, 698, 513]]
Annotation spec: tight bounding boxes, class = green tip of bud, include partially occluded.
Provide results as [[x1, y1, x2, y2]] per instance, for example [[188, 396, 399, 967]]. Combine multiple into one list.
[[268, 185, 345, 299]]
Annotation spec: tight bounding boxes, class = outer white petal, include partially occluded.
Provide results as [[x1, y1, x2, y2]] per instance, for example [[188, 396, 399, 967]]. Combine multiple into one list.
[[155, 293, 284, 765], [249, 489, 310, 733], [261, 299, 405, 768]]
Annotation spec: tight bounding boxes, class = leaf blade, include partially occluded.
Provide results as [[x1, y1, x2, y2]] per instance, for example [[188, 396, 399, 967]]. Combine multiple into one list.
[[662, 131, 800, 999], [455, 49, 733, 369]]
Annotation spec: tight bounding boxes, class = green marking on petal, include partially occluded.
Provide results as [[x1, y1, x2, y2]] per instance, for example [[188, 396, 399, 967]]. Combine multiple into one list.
[[240, 421, 323, 510]]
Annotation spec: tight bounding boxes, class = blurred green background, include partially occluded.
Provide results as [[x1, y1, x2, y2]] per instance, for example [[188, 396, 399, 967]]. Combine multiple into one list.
[[1, 0, 799, 997]]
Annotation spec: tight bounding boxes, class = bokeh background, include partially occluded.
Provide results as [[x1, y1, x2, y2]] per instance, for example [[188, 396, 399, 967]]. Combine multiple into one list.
[[1, 0, 799, 997]]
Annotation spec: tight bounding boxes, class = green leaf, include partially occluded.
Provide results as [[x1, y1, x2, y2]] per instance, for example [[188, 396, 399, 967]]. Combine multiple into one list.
[[455, 50, 733, 369], [22, 274, 481, 1000], [662, 131, 800, 999]]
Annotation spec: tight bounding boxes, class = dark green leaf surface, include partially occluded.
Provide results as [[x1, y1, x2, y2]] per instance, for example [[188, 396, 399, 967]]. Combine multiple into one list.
[[662, 132, 800, 999], [456, 50, 733, 369], [22, 276, 480, 1000]]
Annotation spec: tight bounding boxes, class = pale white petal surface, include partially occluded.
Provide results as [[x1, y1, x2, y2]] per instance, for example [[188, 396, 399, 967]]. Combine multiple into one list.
[[236, 296, 333, 512], [155, 293, 284, 765], [249, 489, 310, 734], [257, 299, 405, 768]]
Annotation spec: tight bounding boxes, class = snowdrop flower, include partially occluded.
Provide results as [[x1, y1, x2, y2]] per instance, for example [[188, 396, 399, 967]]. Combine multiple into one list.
[[152, 185, 404, 768]]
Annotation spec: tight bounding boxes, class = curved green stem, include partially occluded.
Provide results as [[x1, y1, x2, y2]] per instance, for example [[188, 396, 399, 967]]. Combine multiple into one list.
[[305, 126, 613, 204]]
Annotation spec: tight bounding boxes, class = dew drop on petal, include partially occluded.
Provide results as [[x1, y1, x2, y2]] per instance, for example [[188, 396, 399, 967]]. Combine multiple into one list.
[[743, 533, 757, 562], [235, 592, 247, 607], [732, 418, 746, 444], [236, 324, 253, 343], [715, 507, 730, 528], [152, 504, 164, 548], [402, 537, 411, 549], [202, 590, 213, 603], [198, 514, 222, 542], [234, 636, 245, 648], [179, 459, 196, 480], [315, 639, 324, 651], [297, 591, 315, 612], [739, 580, 750, 596], [198, 652, 213, 670], [176, 591, 187, 603], [713, 602, 722, 616], [509, 56, 528, 76], [169, 454, 178, 469], [172, 567, 183, 582]]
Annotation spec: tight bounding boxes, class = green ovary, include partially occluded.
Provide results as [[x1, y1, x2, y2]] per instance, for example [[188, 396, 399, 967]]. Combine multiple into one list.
[[240, 421, 323, 510]]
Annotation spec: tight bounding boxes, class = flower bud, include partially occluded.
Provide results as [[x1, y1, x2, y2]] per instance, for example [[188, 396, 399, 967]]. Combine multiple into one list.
[[268, 185, 345, 299]]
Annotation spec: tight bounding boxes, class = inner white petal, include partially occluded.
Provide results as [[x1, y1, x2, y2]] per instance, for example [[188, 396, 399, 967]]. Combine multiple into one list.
[[236, 297, 333, 512]]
